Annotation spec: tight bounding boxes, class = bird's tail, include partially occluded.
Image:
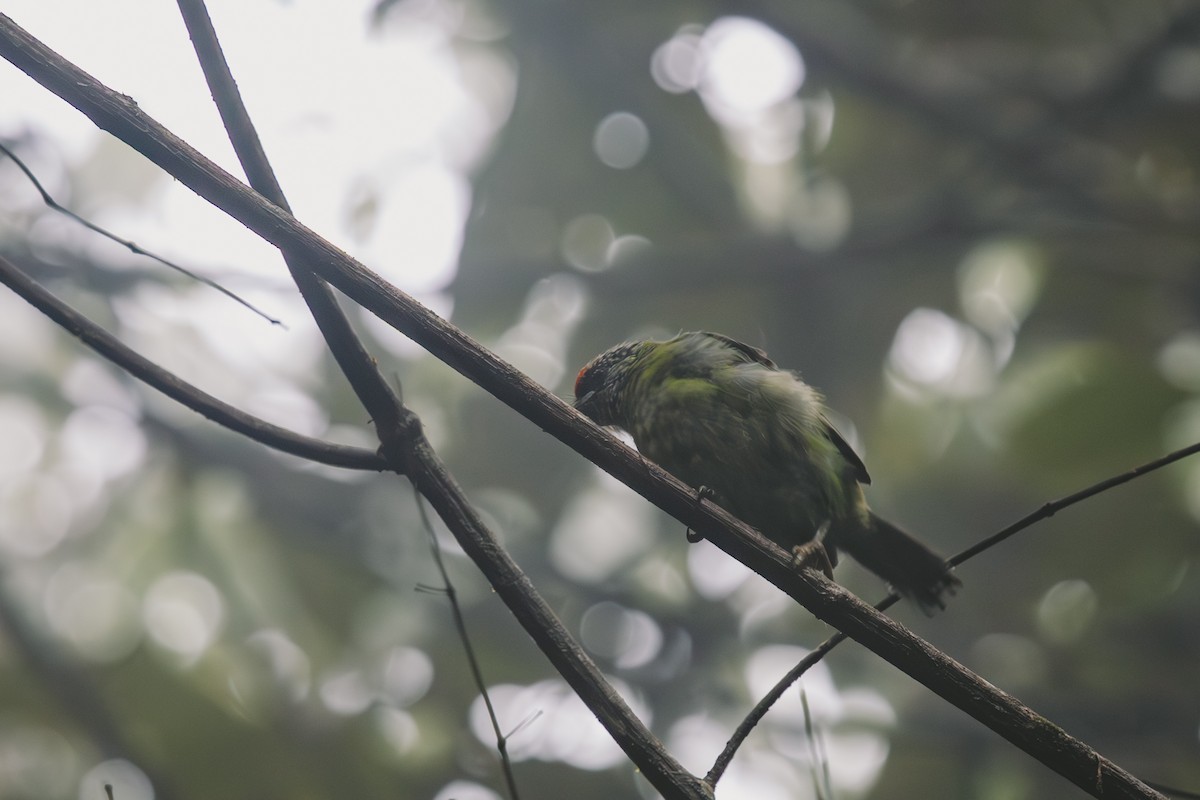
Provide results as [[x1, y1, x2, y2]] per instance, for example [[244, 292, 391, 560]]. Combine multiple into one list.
[[837, 513, 960, 614]]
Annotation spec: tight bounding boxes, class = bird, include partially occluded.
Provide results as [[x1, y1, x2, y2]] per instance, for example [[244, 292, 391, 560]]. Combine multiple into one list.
[[573, 330, 959, 612]]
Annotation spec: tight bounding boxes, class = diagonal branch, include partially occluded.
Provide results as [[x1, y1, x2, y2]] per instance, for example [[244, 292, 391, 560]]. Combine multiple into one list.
[[0, 15, 1166, 798], [0, 253, 385, 471]]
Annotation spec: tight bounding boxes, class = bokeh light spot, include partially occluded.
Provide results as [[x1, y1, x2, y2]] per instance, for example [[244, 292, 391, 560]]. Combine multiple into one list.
[[1158, 331, 1200, 391], [469, 678, 649, 770], [143, 571, 225, 663], [433, 781, 501, 800], [887, 308, 994, 397], [561, 214, 616, 273], [245, 628, 312, 703], [0, 725, 76, 799], [45, 564, 141, 663], [78, 759, 153, 800], [787, 173, 852, 251], [320, 668, 374, 716], [375, 706, 421, 755], [60, 405, 146, 482], [551, 474, 656, 583], [1035, 579, 1098, 644], [687, 537, 753, 599], [651, 27, 704, 93], [0, 398, 47, 483], [593, 112, 650, 169], [958, 240, 1042, 338], [699, 17, 805, 117], [380, 646, 435, 707], [579, 601, 663, 669]]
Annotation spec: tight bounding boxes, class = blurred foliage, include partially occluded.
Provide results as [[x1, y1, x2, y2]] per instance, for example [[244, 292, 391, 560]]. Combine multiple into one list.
[[2, 0, 1200, 799]]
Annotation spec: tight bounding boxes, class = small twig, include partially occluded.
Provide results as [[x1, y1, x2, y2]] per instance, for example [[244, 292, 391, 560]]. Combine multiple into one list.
[[0, 139, 283, 326], [104, 783, 114, 800], [801, 689, 833, 800], [707, 440, 1200, 785], [949, 440, 1200, 567], [0, 254, 385, 471], [414, 486, 522, 800], [505, 709, 544, 741]]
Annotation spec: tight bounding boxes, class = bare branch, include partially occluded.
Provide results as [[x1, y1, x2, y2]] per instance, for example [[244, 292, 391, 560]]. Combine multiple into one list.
[[951, 440, 1200, 567], [0, 139, 283, 326], [0, 253, 385, 471]]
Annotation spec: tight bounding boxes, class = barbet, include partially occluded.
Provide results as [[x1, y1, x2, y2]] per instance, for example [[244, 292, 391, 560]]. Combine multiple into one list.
[[574, 331, 959, 612]]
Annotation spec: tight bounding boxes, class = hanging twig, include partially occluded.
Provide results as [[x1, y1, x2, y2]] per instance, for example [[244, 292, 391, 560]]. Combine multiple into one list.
[[0, 139, 283, 326], [801, 688, 833, 800], [415, 488, 522, 800]]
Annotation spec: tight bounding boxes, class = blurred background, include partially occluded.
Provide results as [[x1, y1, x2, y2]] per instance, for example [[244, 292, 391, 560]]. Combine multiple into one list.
[[1, 1, 1199, 798]]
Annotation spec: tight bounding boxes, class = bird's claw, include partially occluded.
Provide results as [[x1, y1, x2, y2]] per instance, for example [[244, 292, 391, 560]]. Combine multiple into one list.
[[792, 541, 835, 580], [686, 486, 716, 543]]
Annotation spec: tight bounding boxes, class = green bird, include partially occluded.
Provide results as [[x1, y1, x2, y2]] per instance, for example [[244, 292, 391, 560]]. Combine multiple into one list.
[[574, 331, 959, 612]]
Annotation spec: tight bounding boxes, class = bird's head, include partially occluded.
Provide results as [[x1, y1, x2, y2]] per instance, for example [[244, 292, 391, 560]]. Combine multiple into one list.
[[573, 340, 646, 427]]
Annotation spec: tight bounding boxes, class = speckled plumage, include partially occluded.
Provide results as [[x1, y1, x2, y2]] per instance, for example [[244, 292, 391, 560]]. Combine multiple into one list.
[[575, 331, 959, 612]]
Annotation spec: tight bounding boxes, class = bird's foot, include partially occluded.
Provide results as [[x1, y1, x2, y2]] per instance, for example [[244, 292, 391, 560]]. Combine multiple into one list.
[[686, 486, 716, 543], [791, 541, 835, 581]]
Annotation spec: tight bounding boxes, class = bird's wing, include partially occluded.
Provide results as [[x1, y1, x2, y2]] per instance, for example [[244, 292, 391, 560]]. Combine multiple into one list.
[[704, 331, 871, 484], [822, 418, 871, 485], [699, 332, 777, 369]]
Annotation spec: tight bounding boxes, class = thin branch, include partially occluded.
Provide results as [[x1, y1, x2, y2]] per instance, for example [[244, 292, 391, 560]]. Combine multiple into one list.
[[0, 253, 385, 471], [0, 139, 283, 326], [415, 488, 522, 800], [0, 17, 1167, 798], [174, 0, 405, 445], [708, 440, 1200, 784], [951, 440, 1200, 567]]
